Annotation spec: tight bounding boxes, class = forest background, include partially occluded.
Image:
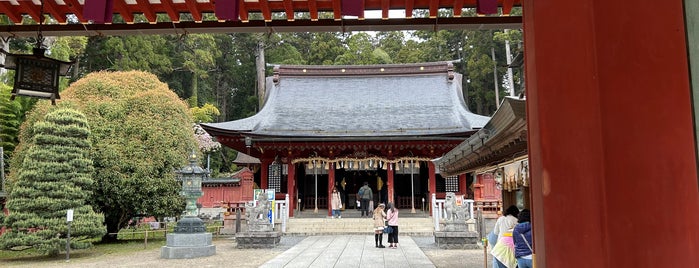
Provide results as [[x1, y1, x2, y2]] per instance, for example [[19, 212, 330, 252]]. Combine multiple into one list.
[[0, 9, 523, 180]]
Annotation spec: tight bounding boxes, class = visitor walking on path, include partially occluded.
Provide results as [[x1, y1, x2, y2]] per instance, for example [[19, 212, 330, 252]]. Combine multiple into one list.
[[331, 187, 343, 218], [386, 202, 399, 248], [513, 209, 533, 268], [489, 205, 520, 268], [358, 181, 373, 217], [372, 203, 387, 248]]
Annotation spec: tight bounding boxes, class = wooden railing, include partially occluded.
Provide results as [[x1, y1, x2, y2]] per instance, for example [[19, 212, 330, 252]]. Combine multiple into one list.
[[474, 200, 502, 217], [396, 196, 426, 210], [302, 196, 328, 209]]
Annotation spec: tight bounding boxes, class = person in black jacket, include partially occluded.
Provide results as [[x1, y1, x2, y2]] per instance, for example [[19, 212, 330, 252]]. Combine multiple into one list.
[[513, 209, 533, 268]]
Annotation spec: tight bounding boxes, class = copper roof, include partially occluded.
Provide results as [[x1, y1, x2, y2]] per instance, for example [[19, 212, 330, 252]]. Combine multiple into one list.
[[202, 61, 490, 140], [435, 96, 527, 176], [232, 151, 261, 164]]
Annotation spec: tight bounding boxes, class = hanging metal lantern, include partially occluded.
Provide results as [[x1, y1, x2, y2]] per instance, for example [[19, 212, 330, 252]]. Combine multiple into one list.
[[2, 1, 73, 105], [3, 49, 73, 106]]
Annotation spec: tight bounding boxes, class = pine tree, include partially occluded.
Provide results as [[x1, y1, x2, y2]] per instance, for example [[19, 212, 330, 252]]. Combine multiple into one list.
[[0, 108, 105, 256]]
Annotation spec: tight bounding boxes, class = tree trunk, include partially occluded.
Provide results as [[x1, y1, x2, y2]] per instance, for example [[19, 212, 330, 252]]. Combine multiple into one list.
[[255, 39, 266, 110], [218, 76, 228, 121], [190, 72, 198, 107]]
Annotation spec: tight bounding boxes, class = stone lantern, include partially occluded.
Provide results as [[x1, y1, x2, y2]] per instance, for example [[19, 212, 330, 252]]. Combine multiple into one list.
[[178, 151, 206, 216], [161, 151, 216, 259]]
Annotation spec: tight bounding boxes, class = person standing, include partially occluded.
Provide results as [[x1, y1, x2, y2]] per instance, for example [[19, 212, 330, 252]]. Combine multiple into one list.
[[491, 228, 517, 268], [331, 187, 343, 218], [513, 209, 533, 268], [335, 181, 346, 210], [386, 202, 399, 248], [490, 205, 520, 268], [358, 181, 373, 218], [380, 180, 388, 205], [373, 203, 386, 248]]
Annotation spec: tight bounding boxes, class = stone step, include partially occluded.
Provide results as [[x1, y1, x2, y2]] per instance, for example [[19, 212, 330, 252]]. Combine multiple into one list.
[[284, 217, 435, 236]]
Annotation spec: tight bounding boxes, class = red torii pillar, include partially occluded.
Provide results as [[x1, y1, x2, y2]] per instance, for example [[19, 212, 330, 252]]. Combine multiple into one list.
[[427, 162, 436, 216], [327, 163, 335, 217], [287, 162, 296, 217], [387, 164, 395, 204], [524, 0, 699, 267]]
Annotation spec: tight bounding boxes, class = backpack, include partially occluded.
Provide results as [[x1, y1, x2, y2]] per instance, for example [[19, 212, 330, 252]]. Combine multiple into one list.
[[358, 188, 365, 197]]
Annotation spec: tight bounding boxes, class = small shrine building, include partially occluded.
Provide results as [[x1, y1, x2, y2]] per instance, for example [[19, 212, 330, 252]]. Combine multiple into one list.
[[202, 61, 489, 217]]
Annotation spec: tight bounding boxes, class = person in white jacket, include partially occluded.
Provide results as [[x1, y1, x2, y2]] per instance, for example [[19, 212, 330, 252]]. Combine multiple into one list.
[[490, 205, 520, 268]]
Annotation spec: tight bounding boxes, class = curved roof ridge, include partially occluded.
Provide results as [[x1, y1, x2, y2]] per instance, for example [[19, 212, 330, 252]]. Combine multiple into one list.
[[272, 61, 456, 80]]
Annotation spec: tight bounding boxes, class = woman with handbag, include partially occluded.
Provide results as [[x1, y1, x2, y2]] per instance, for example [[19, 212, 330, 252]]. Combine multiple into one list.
[[373, 203, 386, 248], [386, 202, 399, 248], [331, 187, 343, 218], [513, 209, 533, 268]]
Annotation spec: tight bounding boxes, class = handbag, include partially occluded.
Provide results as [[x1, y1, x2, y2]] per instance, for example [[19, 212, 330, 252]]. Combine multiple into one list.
[[383, 226, 393, 234]]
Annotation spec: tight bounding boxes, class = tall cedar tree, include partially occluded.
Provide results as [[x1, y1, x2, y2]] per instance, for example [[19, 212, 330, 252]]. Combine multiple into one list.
[[0, 109, 105, 255]]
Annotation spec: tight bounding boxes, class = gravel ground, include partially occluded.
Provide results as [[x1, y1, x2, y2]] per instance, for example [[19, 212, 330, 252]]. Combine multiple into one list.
[[1, 236, 491, 268]]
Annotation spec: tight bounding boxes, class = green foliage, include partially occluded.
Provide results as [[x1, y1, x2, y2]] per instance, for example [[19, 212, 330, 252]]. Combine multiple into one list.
[[9, 71, 196, 240], [191, 103, 221, 123], [80, 36, 173, 78], [0, 108, 105, 256], [0, 84, 21, 155]]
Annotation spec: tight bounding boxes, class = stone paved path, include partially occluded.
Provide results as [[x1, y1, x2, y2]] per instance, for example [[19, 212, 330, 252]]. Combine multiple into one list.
[[260, 235, 434, 268], [0, 236, 491, 268]]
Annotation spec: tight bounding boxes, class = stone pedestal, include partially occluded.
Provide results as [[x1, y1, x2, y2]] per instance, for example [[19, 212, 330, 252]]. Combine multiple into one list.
[[161, 232, 216, 259], [434, 222, 480, 249], [235, 231, 282, 248], [221, 213, 247, 235]]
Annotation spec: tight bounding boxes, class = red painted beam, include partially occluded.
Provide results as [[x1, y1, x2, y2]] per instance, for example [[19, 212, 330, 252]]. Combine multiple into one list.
[[258, 0, 272, 22], [358, 0, 365, 19], [453, 0, 464, 17], [43, 0, 67, 24], [283, 0, 295, 21], [63, 0, 86, 23], [308, 0, 318, 21], [114, 0, 134, 23], [502, 0, 513, 15], [381, 0, 389, 19], [332, 0, 341, 21], [136, 0, 157, 23], [184, 0, 203, 22], [0, 2, 23, 24], [405, 0, 414, 18], [159, 0, 180, 22], [239, 0, 249, 22], [428, 0, 438, 18], [22, 2, 42, 25]]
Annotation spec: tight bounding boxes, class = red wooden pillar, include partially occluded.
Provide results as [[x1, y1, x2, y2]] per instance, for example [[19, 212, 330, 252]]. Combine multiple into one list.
[[287, 162, 296, 217], [387, 164, 395, 204], [327, 163, 335, 217], [260, 158, 271, 190], [524, 0, 699, 267], [458, 174, 467, 197], [427, 161, 436, 216]]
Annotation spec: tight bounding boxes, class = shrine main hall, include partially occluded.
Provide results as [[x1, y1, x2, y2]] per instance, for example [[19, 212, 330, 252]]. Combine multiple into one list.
[[202, 61, 489, 216]]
